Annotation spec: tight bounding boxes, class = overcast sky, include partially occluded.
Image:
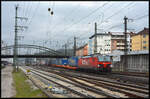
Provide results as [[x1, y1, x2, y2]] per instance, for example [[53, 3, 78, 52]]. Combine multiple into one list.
[[2, 1, 149, 50]]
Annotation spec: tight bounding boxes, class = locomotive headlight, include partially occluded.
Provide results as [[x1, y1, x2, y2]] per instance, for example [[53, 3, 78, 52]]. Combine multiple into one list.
[[98, 64, 101, 67], [110, 64, 113, 67]]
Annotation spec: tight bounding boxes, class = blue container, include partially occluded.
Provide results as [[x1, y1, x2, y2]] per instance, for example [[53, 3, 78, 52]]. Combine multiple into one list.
[[55, 58, 61, 65], [61, 58, 68, 65], [51, 59, 57, 65], [68, 56, 78, 67]]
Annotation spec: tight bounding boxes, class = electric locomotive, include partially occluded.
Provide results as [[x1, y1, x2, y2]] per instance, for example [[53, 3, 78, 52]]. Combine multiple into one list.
[[78, 55, 112, 72]]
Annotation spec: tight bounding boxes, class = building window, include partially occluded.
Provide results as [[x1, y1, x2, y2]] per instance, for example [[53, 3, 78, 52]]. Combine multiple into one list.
[[143, 46, 146, 49], [143, 41, 146, 43], [117, 41, 120, 43], [143, 34, 146, 38]]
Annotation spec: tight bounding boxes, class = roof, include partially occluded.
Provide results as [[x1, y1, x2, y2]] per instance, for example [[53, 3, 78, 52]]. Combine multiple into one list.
[[107, 50, 124, 56], [132, 27, 149, 36], [107, 50, 149, 56], [76, 43, 88, 50], [89, 33, 110, 39], [89, 32, 135, 39], [127, 50, 149, 55], [108, 32, 135, 36]]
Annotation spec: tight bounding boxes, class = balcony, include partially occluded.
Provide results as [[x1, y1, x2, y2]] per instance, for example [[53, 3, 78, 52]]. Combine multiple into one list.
[[116, 43, 125, 45], [117, 47, 125, 49]]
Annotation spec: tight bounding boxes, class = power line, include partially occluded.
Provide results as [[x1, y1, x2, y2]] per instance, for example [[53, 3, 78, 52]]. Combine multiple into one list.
[[49, 3, 81, 35], [98, 2, 135, 26], [24, 2, 30, 17], [67, 2, 141, 45], [22, 2, 27, 16], [46, 2, 53, 36], [105, 23, 123, 31], [54, 2, 109, 35], [133, 14, 148, 20], [27, 2, 33, 19], [27, 2, 40, 28], [46, 1, 55, 37], [21, 2, 25, 16], [20, 2, 40, 43], [87, 3, 114, 25]]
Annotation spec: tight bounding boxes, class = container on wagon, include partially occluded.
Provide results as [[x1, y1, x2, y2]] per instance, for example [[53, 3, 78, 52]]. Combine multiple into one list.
[[61, 58, 69, 65], [68, 56, 78, 67]]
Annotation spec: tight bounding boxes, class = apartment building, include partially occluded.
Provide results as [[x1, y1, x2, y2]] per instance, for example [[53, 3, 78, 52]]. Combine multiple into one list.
[[76, 44, 88, 56], [131, 27, 149, 51], [109, 32, 135, 52], [88, 33, 111, 55]]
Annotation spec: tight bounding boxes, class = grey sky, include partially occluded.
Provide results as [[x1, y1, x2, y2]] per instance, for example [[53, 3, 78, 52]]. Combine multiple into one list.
[[2, 1, 149, 50]]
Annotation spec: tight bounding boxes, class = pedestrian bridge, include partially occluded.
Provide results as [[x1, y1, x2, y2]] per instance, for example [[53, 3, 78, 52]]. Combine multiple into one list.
[[1, 44, 69, 58]]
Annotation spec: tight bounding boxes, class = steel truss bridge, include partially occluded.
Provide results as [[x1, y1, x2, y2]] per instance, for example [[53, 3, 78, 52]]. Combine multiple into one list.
[[1, 44, 69, 58]]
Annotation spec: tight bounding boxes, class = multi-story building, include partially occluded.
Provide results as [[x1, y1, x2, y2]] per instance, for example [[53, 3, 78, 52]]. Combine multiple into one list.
[[88, 33, 111, 55], [131, 27, 149, 51], [76, 44, 88, 56], [109, 32, 135, 52]]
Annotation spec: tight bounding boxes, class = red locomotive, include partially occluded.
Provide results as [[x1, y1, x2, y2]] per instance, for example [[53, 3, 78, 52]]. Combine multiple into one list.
[[78, 55, 112, 72]]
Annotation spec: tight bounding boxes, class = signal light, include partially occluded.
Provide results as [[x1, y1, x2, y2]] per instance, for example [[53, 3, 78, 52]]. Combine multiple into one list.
[[51, 11, 53, 15], [48, 8, 51, 11]]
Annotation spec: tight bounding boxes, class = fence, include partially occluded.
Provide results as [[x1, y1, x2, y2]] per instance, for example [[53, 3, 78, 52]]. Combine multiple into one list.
[[111, 53, 149, 73]]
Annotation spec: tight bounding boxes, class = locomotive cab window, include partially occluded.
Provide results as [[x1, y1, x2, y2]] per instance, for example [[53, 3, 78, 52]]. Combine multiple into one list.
[[98, 56, 110, 62]]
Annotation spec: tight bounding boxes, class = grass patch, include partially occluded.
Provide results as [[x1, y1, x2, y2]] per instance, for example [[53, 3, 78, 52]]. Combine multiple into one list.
[[12, 69, 48, 98], [1, 66, 5, 69]]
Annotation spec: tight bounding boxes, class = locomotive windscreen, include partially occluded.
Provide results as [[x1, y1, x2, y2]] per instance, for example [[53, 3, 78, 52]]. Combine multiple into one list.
[[98, 56, 110, 62]]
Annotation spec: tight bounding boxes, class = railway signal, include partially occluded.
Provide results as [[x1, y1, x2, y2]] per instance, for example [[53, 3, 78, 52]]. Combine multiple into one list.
[[48, 8, 53, 15]]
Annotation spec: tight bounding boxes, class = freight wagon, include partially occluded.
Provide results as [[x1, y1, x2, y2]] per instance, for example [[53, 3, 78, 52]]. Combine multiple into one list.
[[68, 56, 78, 69]]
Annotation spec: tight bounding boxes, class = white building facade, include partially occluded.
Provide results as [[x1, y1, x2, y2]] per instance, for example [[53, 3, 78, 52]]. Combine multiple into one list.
[[88, 33, 111, 55]]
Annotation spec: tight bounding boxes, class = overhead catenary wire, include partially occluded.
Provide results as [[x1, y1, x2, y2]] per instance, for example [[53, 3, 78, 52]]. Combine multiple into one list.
[[75, 3, 114, 38], [46, 1, 56, 37], [49, 3, 81, 35], [27, 2, 33, 19], [19, 2, 40, 44], [46, 2, 53, 36], [26, 2, 40, 28], [71, 2, 148, 48], [73, 3, 135, 48], [51, 2, 110, 45], [22, 2, 27, 17], [98, 2, 135, 26], [21, 2, 26, 17], [133, 14, 148, 20], [68, 3, 131, 41], [53, 2, 109, 35], [24, 2, 30, 17]]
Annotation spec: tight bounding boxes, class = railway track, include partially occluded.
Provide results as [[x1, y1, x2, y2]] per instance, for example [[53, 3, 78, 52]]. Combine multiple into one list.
[[35, 65, 149, 86], [21, 66, 115, 98], [111, 71, 149, 77], [20, 67, 94, 98], [24, 66, 149, 98]]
